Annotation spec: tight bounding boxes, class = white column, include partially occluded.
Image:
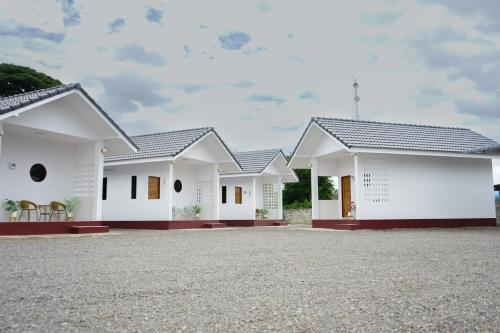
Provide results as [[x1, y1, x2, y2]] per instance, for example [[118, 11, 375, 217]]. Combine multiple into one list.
[[167, 161, 174, 220], [353, 153, 361, 219], [0, 122, 3, 164], [213, 164, 220, 220], [252, 176, 257, 220], [311, 158, 319, 219], [277, 176, 283, 220], [92, 141, 105, 220]]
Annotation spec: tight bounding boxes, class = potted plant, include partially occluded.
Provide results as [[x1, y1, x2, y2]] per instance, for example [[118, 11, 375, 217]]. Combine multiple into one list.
[[192, 205, 201, 220], [3, 199, 18, 222], [261, 208, 268, 219], [348, 201, 356, 219], [64, 196, 80, 221]]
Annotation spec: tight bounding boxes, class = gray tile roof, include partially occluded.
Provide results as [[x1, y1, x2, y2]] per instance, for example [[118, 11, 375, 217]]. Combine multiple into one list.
[[0, 83, 137, 150], [311, 117, 498, 154], [105, 128, 241, 168], [229, 149, 282, 174]]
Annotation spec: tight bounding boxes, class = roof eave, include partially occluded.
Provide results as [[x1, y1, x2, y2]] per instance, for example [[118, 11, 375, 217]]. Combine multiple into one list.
[[350, 147, 498, 159]]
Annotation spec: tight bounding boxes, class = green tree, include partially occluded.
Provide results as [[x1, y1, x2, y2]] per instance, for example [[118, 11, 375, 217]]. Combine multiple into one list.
[[0, 63, 62, 97], [283, 169, 336, 208]]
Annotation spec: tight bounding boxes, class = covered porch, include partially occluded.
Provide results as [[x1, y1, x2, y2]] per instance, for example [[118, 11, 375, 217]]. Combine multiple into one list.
[[0, 85, 136, 228], [288, 121, 358, 221]]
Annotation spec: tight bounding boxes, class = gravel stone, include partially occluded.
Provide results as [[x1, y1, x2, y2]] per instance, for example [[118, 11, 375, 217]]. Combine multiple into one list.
[[0, 226, 499, 332]]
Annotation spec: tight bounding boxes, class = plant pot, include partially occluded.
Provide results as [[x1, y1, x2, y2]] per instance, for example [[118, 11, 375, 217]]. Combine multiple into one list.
[[9, 211, 17, 222], [67, 212, 73, 221], [195, 213, 200, 220]]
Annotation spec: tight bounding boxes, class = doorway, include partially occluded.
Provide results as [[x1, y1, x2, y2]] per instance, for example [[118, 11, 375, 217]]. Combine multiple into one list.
[[341, 176, 351, 218]]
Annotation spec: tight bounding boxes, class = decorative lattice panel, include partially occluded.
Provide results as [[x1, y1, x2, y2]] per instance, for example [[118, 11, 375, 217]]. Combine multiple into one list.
[[361, 155, 389, 204], [74, 163, 94, 197], [263, 183, 280, 211], [196, 180, 213, 204]]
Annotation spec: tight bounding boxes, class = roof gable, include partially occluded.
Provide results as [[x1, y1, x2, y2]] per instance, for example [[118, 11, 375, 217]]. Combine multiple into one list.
[[105, 127, 213, 162], [105, 128, 242, 172], [0, 83, 137, 151], [232, 149, 282, 174], [312, 117, 499, 154]]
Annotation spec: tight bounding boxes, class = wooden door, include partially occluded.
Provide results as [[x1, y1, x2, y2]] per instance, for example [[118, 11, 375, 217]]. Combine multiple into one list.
[[235, 186, 242, 204], [148, 176, 160, 199], [341, 176, 351, 217]]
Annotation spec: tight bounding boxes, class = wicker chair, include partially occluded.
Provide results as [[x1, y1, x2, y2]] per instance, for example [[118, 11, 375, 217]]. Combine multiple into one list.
[[49, 201, 67, 221], [18, 200, 38, 222]]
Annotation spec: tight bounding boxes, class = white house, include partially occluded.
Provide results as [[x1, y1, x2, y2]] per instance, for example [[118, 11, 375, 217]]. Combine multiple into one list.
[[288, 117, 500, 229], [0, 84, 137, 222], [102, 127, 242, 224], [220, 149, 297, 224]]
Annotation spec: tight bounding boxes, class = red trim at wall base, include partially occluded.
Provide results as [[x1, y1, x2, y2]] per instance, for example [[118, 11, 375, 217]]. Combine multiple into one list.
[[103, 220, 208, 230], [103, 220, 287, 230], [223, 220, 287, 227], [312, 218, 497, 230], [69, 226, 109, 234], [0, 221, 105, 236]]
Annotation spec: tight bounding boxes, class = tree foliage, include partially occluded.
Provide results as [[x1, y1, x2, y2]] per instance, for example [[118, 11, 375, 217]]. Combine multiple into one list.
[[0, 63, 62, 97], [283, 169, 336, 208]]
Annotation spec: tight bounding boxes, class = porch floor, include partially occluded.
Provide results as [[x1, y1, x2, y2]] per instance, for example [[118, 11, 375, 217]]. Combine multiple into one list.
[[0, 221, 107, 236]]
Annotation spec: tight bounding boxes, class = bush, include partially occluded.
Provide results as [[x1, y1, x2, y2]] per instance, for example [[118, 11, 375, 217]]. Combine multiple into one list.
[[284, 199, 312, 210]]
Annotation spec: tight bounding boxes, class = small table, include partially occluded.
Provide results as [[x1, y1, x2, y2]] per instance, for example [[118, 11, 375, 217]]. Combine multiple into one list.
[[38, 205, 51, 222]]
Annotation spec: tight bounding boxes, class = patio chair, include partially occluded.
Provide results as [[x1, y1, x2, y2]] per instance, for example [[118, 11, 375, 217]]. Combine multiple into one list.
[[49, 201, 67, 221], [18, 200, 38, 222]]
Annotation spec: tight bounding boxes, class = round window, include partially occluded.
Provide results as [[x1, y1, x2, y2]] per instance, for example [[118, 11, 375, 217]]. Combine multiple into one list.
[[174, 179, 182, 193], [30, 164, 47, 182]]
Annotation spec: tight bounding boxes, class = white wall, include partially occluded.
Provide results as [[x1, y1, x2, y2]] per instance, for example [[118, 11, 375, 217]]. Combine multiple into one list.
[[173, 164, 214, 220], [219, 177, 254, 220], [319, 199, 340, 219], [358, 153, 496, 219], [219, 175, 283, 220], [0, 132, 95, 221], [102, 161, 217, 220], [5, 98, 101, 140], [103, 161, 170, 220]]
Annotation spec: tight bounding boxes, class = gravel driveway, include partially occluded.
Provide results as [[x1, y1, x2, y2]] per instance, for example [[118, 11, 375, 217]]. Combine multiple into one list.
[[0, 225, 499, 332]]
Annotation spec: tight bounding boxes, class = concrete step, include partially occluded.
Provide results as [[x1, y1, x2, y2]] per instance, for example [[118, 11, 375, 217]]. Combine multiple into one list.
[[204, 222, 226, 229], [69, 226, 109, 234]]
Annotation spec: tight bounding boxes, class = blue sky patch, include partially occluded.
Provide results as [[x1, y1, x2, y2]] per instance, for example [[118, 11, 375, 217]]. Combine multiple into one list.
[[298, 90, 319, 101], [247, 95, 285, 104], [108, 18, 125, 33], [219, 31, 251, 50], [0, 25, 64, 43], [146, 8, 163, 23], [114, 43, 166, 66]]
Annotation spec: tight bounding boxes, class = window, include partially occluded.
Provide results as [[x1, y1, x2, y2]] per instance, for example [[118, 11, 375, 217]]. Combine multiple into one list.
[[221, 186, 227, 204], [30, 163, 47, 182], [102, 177, 108, 200], [235, 186, 242, 204], [148, 176, 160, 200], [174, 179, 182, 193], [131, 176, 137, 199]]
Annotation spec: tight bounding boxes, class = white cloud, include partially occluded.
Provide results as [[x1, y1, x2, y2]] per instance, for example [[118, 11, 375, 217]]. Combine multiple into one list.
[[0, 0, 499, 184]]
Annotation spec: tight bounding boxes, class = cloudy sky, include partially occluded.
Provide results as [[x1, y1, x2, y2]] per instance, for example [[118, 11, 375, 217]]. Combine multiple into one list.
[[0, 0, 499, 180]]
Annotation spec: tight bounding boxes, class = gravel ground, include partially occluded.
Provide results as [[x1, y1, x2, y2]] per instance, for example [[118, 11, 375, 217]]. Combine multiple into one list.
[[0, 225, 499, 332]]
